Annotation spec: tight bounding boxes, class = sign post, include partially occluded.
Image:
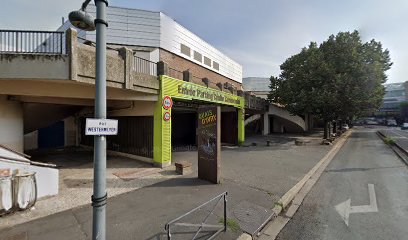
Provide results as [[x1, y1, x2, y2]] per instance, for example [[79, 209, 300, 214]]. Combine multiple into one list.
[[197, 105, 221, 183]]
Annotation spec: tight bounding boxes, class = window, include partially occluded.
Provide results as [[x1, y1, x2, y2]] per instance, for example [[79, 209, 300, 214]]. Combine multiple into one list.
[[194, 51, 202, 62], [213, 61, 219, 71], [204, 56, 211, 67], [180, 44, 191, 57]]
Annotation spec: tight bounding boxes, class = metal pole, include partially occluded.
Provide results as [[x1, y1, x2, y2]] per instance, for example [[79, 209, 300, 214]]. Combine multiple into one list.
[[92, 0, 108, 239], [224, 193, 227, 232]]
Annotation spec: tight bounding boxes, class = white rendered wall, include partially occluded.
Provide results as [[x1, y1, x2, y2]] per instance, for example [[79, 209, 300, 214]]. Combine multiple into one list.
[[0, 96, 23, 152], [60, 5, 242, 83], [159, 13, 242, 83], [0, 160, 59, 198]]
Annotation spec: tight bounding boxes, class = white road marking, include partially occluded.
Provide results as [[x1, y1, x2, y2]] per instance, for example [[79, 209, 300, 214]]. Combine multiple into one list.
[[335, 184, 378, 226]]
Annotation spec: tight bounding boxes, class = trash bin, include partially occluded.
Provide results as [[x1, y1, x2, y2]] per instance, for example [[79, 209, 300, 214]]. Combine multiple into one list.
[[0, 175, 13, 215], [13, 172, 37, 210]]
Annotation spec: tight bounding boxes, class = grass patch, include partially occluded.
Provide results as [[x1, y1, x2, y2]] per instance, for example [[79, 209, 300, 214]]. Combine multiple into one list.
[[384, 137, 395, 145], [273, 201, 283, 209], [218, 217, 241, 232]]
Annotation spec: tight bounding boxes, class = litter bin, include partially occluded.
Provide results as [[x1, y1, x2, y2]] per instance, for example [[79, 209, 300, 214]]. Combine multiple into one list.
[[0, 175, 13, 216], [13, 172, 37, 210]]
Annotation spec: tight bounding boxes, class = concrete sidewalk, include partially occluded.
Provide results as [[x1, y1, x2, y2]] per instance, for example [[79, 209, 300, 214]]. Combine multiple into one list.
[[0, 134, 332, 240]]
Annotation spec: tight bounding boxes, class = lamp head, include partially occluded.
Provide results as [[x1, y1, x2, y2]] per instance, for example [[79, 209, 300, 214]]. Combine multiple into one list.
[[68, 10, 95, 31]]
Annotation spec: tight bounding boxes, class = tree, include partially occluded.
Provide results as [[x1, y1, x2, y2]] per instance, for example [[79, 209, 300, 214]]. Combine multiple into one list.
[[270, 31, 392, 139], [267, 76, 281, 103]]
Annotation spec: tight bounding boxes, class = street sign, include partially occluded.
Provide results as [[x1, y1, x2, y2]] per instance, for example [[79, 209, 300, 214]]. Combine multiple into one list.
[[162, 96, 173, 110], [85, 118, 118, 136], [163, 112, 171, 121]]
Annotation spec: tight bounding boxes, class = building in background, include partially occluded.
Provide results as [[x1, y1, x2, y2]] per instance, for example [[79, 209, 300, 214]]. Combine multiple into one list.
[[0, 5, 248, 168], [379, 82, 407, 115], [242, 77, 270, 99]]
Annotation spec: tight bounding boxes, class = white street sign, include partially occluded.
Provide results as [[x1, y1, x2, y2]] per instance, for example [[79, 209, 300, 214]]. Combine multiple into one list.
[[85, 118, 118, 136], [335, 184, 378, 226]]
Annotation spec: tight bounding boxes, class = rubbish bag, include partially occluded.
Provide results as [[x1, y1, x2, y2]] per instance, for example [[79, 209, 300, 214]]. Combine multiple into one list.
[[13, 172, 37, 210], [0, 176, 13, 215]]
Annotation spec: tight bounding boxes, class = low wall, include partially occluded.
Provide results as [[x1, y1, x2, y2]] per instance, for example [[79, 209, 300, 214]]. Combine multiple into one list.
[[0, 160, 59, 198]]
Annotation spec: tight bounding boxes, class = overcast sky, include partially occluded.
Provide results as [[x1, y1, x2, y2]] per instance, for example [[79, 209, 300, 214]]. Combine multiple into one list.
[[1, 0, 406, 83]]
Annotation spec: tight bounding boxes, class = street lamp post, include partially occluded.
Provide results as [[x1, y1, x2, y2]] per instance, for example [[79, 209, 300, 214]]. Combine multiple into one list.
[[69, 1, 109, 239]]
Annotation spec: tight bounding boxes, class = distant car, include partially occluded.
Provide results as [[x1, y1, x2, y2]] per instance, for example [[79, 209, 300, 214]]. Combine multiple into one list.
[[401, 123, 408, 130], [387, 119, 398, 127], [365, 120, 378, 125], [341, 124, 349, 130]]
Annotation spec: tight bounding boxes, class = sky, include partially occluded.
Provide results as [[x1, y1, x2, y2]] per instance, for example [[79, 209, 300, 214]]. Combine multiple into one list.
[[1, 0, 407, 83]]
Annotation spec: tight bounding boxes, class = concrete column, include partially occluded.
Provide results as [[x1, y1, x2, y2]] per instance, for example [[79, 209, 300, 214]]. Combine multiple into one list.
[[153, 94, 172, 168], [119, 47, 133, 89], [66, 28, 78, 81], [0, 96, 23, 152], [238, 108, 245, 145], [263, 113, 270, 135], [183, 70, 192, 82], [157, 61, 169, 76]]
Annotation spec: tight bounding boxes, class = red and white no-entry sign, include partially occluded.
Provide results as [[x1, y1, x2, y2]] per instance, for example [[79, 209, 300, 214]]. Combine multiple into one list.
[[162, 96, 173, 110], [163, 112, 171, 121]]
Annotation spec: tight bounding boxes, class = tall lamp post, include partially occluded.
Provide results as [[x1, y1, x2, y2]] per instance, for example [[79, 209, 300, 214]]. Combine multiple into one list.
[[69, 0, 109, 239]]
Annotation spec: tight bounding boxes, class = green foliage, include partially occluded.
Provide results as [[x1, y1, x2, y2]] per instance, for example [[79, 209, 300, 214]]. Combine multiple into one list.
[[270, 30, 392, 122], [267, 76, 281, 103], [219, 217, 241, 232], [384, 137, 395, 145]]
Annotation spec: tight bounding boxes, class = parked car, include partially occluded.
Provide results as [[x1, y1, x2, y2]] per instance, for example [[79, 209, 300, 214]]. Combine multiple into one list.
[[365, 120, 378, 125], [341, 124, 349, 130], [401, 123, 408, 130], [387, 119, 398, 127]]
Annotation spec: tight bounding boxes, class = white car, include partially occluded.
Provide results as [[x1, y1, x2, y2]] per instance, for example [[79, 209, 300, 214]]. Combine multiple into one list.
[[341, 124, 349, 130]]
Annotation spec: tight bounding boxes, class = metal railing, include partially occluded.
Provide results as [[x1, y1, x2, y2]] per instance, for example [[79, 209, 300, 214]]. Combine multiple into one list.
[[133, 55, 157, 76], [165, 192, 227, 240], [0, 30, 65, 54]]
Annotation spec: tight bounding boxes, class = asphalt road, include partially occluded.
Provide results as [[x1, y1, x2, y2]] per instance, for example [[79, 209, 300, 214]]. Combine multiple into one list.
[[277, 128, 408, 240]]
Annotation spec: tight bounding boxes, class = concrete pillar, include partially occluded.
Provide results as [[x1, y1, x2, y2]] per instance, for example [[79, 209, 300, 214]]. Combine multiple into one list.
[[183, 70, 193, 82], [238, 108, 245, 145], [119, 47, 133, 89], [157, 61, 169, 76], [153, 93, 171, 168], [66, 28, 78, 81], [0, 96, 23, 152], [263, 113, 270, 135]]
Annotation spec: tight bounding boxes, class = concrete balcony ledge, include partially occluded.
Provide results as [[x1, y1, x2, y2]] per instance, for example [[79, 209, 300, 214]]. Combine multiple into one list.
[[0, 28, 159, 96]]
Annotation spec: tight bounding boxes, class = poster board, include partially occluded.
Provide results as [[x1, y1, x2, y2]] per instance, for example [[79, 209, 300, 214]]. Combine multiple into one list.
[[197, 105, 221, 183]]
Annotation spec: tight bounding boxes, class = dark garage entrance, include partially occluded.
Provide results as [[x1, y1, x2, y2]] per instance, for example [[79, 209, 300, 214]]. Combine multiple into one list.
[[172, 108, 197, 150]]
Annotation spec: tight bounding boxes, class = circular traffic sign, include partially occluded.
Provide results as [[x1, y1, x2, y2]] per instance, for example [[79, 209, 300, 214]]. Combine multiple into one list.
[[163, 112, 171, 121], [162, 96, 173, 110]]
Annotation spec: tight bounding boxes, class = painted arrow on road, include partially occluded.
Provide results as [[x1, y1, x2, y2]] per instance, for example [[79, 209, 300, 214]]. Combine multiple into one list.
[[335, 184, 378, 226]]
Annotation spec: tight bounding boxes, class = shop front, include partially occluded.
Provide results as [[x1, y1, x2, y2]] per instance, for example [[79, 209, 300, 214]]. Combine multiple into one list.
[[153, 75, 245, 167]]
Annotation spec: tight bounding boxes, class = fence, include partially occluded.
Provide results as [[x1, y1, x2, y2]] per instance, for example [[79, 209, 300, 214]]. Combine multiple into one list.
[[0, 30, 65, 54], [165, 192, 227, 240], [133, 55, 157, 76]]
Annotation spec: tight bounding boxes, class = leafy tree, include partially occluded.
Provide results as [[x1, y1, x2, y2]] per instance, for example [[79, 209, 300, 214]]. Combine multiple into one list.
[[270, 31, 392, 138], [267, 76, 281, 103]]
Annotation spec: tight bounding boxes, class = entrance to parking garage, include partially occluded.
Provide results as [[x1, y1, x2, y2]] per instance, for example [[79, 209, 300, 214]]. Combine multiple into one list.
[[171, 101, 239, 150]]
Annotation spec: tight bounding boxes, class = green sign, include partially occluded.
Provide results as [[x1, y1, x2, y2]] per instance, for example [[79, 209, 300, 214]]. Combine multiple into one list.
[[161, 75, 244, 108]]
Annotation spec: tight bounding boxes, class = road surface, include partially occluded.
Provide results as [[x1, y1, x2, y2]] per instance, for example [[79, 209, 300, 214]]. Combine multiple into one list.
[[277, 128, 408, 240]]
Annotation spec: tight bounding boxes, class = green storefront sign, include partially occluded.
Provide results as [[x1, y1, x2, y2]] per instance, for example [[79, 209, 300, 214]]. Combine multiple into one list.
[[153, 75, 245, 167]]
